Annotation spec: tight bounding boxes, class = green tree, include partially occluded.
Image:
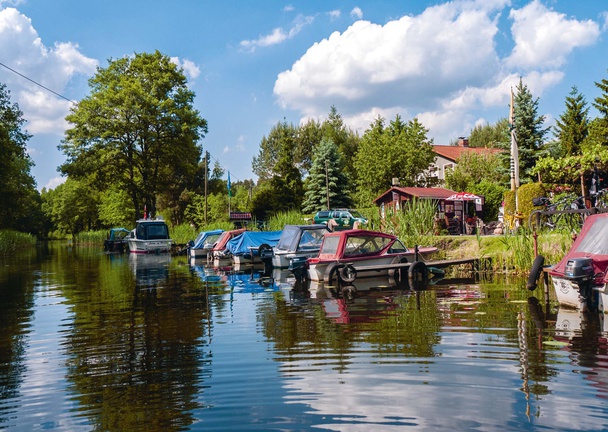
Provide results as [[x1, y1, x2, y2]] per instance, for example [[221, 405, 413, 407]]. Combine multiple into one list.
[[445, 151, 504, 192], [321, 106, 360, 181], [97, 185, 135, 228], [507, 79, 550, 184], [468, 119, 508, 148], [553, 86, 589, 157], [445, 152, 506, 221], [59, 51, 207, 223], [353, 115, 436, 205], [0, 83, 44, 234], [592, 70, 608, 145], [252, 121, 299, 181], [302, 138, 352, 213], [43, 178, 100, 236]]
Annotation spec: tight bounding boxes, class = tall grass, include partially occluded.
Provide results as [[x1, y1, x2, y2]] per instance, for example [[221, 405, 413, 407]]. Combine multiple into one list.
[[382, 198, 437, 247], [266, 210, 310, 231], [74, 230, 107, 244], [0, 229, 37, 254]]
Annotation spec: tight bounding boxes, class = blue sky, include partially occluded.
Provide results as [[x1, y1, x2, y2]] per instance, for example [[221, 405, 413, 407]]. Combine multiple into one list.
[[0, 0, 607, 190]]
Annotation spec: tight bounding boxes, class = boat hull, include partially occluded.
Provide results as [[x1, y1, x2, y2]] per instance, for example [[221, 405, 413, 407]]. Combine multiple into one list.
[[308, 254, 413, 282], [189, 247, 212, 258], [127, 239, 172, 254], [551, 275, 608, 313]]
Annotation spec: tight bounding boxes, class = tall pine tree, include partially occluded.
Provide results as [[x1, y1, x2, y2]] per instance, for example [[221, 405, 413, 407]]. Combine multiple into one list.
[[510, 79, 550, 184], [302, 138, 351, 213], [554, 86, 589, 157]]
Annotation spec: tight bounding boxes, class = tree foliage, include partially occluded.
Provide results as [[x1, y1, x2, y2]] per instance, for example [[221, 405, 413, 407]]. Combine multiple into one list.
[[468, 118, 508, 148], [41, 178, 100, 236], [507, 79, 550, 183], [553, 86, 589, 157], [0, 83, 44, 234], [302, 138, 352, 213], [59, 51, 207, 223], [353, 115, 436, 205]]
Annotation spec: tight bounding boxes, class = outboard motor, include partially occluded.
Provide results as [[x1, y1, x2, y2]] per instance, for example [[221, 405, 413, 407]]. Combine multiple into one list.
[[564, 258, 597, 311]]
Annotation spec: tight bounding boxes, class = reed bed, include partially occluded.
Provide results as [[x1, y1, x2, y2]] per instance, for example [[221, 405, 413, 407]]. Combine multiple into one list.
[[0, 230, 37, 254]]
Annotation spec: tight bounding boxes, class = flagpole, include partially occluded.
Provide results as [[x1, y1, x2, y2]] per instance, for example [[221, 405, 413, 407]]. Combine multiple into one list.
[[227, 171, 231, 219], [509, 87, 520, 214]]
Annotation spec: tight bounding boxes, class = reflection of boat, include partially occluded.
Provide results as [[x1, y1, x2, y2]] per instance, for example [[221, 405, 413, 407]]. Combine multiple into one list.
[[226, 270, 278, 293], [103, 227, 130, 253], [189, 258, 224, 283], [209, 228, 247, 266], [267, 224, 330, 269], [126, 219, 173, 254], [189, 229, 223, 258], [543, 213, 608, 312], [129, 253, 171, 286], [226, 230, 282, 265], [307, 229, 438, 283]]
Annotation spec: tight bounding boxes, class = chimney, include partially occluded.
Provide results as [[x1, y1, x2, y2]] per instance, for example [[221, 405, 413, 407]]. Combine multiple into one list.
[[392, 177, 400, 186], [458, 137, 469, 147]]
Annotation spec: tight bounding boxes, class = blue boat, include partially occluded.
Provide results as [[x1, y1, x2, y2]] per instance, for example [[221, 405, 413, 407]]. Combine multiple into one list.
[[225, 230, 282, 265], [189, 229, 224, 258]]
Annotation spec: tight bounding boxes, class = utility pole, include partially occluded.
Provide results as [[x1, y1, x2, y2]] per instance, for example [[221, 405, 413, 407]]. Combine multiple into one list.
[[325, 159, 330, 209], [204, 151, 208, 225]]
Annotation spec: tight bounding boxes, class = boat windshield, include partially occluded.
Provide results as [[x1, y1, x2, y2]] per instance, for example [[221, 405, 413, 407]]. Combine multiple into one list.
[[140, 223, 169, 240], [296, 228, 326, 252], [343, 235, 392, 257], [319, 236, 340, 256], [575, 218, 608, 255], [276, 226, 299, 251]]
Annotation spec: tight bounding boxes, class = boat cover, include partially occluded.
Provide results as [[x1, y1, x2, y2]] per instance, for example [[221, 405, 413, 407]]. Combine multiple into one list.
[[192, 229, 224, 249], [276, 224, 329, 253], [549, 213, 608, 284], [226, 230, 282, 256], [212, 229, 247, 252]]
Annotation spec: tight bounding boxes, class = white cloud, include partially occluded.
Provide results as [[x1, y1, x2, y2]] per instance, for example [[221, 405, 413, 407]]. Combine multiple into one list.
[[506, 0, 600, 70], [170, 57, 201, 80], [328, 9, 341, 21], [274, 0, 599, 144], [44, 176, 66, 190], [350, 7, 363, 20], [0, 8, 97, 134], [275, 2, 503, 116], [240, 14, 314, 52]]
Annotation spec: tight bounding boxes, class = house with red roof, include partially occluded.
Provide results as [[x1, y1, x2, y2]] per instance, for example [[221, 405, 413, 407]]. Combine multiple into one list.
[[431, 137, 501, 183]]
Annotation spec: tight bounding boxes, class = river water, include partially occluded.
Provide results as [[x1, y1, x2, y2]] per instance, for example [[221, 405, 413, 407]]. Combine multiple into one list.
[[1, 242, 607, 431]]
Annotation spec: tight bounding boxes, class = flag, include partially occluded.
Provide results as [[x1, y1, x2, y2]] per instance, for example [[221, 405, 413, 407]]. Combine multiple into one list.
[[227, 171, 231, 197], [143, 204, 147, 219], [509, 87, 520, 191]]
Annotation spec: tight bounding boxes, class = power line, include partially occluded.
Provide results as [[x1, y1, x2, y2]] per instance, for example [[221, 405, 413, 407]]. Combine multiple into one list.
[[0, 61, 76, 104]]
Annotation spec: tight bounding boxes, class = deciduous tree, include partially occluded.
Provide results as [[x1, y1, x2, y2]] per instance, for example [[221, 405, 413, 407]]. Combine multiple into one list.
[[0, 83, 44, 234], [353, 115, 435, 205], [60, 51, 207, 223]]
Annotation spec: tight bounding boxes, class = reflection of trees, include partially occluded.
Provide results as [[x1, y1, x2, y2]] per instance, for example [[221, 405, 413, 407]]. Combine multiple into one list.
[[57, 251, 212, 430], [0, 248, 38, 425], [261, 289, 443, 371]]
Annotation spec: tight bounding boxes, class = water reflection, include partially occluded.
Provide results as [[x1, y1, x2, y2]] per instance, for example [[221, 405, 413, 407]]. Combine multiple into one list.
[[129, 253, 171, 287], [2, 245, 608, 430]]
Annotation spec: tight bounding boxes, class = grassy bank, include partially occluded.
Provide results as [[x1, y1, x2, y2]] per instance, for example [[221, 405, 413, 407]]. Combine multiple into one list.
[[428, 231, 572, 275], [0, 230, 37, 255]]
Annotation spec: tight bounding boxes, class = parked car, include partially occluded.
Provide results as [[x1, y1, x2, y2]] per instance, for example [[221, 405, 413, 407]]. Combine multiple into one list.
[[313, 209, 368, 230]]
